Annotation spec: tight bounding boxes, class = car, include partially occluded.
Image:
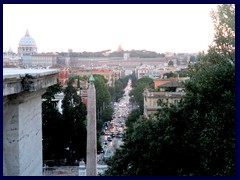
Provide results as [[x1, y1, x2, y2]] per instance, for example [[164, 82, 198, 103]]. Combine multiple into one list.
[[117, 134, 122, 138], [104, 122, 108, 126], [105, 131, 110, 135], [107, 136, 113, 141], [110, 122, 114, 126], [103, 140, 108, 145]]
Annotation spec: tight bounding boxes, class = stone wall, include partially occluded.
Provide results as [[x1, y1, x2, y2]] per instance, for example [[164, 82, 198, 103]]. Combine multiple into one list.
[[3, 68, 59, 176], [4, 91, 44, 175]]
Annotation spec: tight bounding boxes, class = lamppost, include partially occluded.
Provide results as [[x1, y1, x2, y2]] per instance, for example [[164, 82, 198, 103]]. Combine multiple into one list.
[[131, 95, 134, 109], [64, 147, 70, 165]]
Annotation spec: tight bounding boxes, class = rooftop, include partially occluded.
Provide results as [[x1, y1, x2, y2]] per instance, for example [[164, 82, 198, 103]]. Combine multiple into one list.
[[158, 81, 183, 88]]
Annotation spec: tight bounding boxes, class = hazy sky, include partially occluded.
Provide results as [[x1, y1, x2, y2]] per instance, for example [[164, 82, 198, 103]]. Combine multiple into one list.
[[3, 4, 218, 53]]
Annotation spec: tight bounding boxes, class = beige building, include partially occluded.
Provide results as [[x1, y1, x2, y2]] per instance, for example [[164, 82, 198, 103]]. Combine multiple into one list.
[[31, 53, 58, 67], [143, 81, 185, 118]]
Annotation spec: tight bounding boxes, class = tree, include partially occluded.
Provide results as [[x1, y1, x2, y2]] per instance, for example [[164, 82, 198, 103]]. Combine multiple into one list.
[[61, 78, 87, 163], [189, 55, 197, 64], [42, 81, 64, 160], [125, 109, 141, 130], [210, 4, 235, 63], [130, 71, 137, 85], [129, 77, 154, 113], [92, 75, 113, 153], [104, 4, 235, 176], [163, 71, 177, 78], [113, 80, 124, 102], [176, 68, 190, 78], [168, 60, 174, 66], [180, 4, 235, 174], [77, 76, 80, 89], [93, 75, 111, 121], [109, 73, 137, 103]]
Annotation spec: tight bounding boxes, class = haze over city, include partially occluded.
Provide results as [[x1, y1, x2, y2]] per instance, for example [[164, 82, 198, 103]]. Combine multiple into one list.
[[3, 4, 218, 53]]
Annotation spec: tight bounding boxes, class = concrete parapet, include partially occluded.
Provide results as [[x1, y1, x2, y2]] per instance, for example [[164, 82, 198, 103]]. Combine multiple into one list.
[[3, 68, 60, 96], [3, 68, 59, 176]]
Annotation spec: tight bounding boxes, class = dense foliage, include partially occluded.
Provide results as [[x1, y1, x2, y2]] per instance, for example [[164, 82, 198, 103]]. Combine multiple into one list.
[[61, 78, 87, 162], [42, 81, 64, 161], [110, 73, 137, 102], [129, 77, 154, 113], [163, 71, 177, 78], [42, 78, 87, 165]]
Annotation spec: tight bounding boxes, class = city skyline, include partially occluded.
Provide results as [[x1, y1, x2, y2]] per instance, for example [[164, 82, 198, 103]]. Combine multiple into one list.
[[3, 4, 218, 54]]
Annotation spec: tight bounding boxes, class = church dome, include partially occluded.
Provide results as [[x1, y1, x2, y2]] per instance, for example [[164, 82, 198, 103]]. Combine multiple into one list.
[[18, 29, 37, 55], [19, 29, 36, 46]]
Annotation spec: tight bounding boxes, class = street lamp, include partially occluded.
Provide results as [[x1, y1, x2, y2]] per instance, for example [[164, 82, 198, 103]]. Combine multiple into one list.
[[131, 95, 134, 109], [64, 147, 70, 165]]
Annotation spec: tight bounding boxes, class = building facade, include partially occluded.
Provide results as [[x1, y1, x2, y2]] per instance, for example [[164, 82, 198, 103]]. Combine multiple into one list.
[[31, 53, 58, 67], [136, 64, 155, 79], [143, 80, 185, 118], [3, 48, 21, 67]]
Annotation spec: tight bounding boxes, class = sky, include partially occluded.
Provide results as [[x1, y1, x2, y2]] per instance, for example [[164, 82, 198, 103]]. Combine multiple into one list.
[[3, 4, 218, 54]]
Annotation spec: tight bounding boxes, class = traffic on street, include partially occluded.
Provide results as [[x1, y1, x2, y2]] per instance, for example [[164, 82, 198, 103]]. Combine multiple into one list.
[[98, 79, 133, 163]]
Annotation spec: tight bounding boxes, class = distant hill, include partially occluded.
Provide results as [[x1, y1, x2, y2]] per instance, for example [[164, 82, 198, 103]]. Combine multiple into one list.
[[58, 50, 165, 58]]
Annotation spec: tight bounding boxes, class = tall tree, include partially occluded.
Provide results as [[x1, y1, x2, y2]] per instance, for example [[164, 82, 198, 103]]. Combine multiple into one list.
[[93, 74, 111, 121], [77, 75, 80, 89], [61, 77, 87, 163], [91, 75, 113, 153], [129, 77, 154, 113], [42, 81, 64, 160], [210, 4, 235, 63], [181, 4, 235, 175], [113, 80, 124, 102]]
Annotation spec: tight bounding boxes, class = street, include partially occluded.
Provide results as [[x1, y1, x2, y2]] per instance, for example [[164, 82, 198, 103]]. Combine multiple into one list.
[[98, 79, 133, 163]]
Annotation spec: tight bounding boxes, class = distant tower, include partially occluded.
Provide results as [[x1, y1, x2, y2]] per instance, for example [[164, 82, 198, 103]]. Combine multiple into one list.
[[86, 73, 97, 176], [117, 43, 123, 52]]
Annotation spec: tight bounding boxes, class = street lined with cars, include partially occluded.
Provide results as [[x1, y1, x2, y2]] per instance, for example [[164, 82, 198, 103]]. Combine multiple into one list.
[[99, 79, 133, 163]]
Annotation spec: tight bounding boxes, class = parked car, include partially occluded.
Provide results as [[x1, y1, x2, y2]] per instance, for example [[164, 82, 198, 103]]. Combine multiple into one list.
[[103, 140, 108, 145], [107, 136, 113, 141], [117, 134, 122, 138], [116, 131, 122, 138]]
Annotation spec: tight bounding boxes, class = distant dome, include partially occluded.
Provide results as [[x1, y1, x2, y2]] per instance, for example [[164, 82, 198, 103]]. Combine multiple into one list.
[[19, 29, 36, 46], [18, 29, 37, 55]]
